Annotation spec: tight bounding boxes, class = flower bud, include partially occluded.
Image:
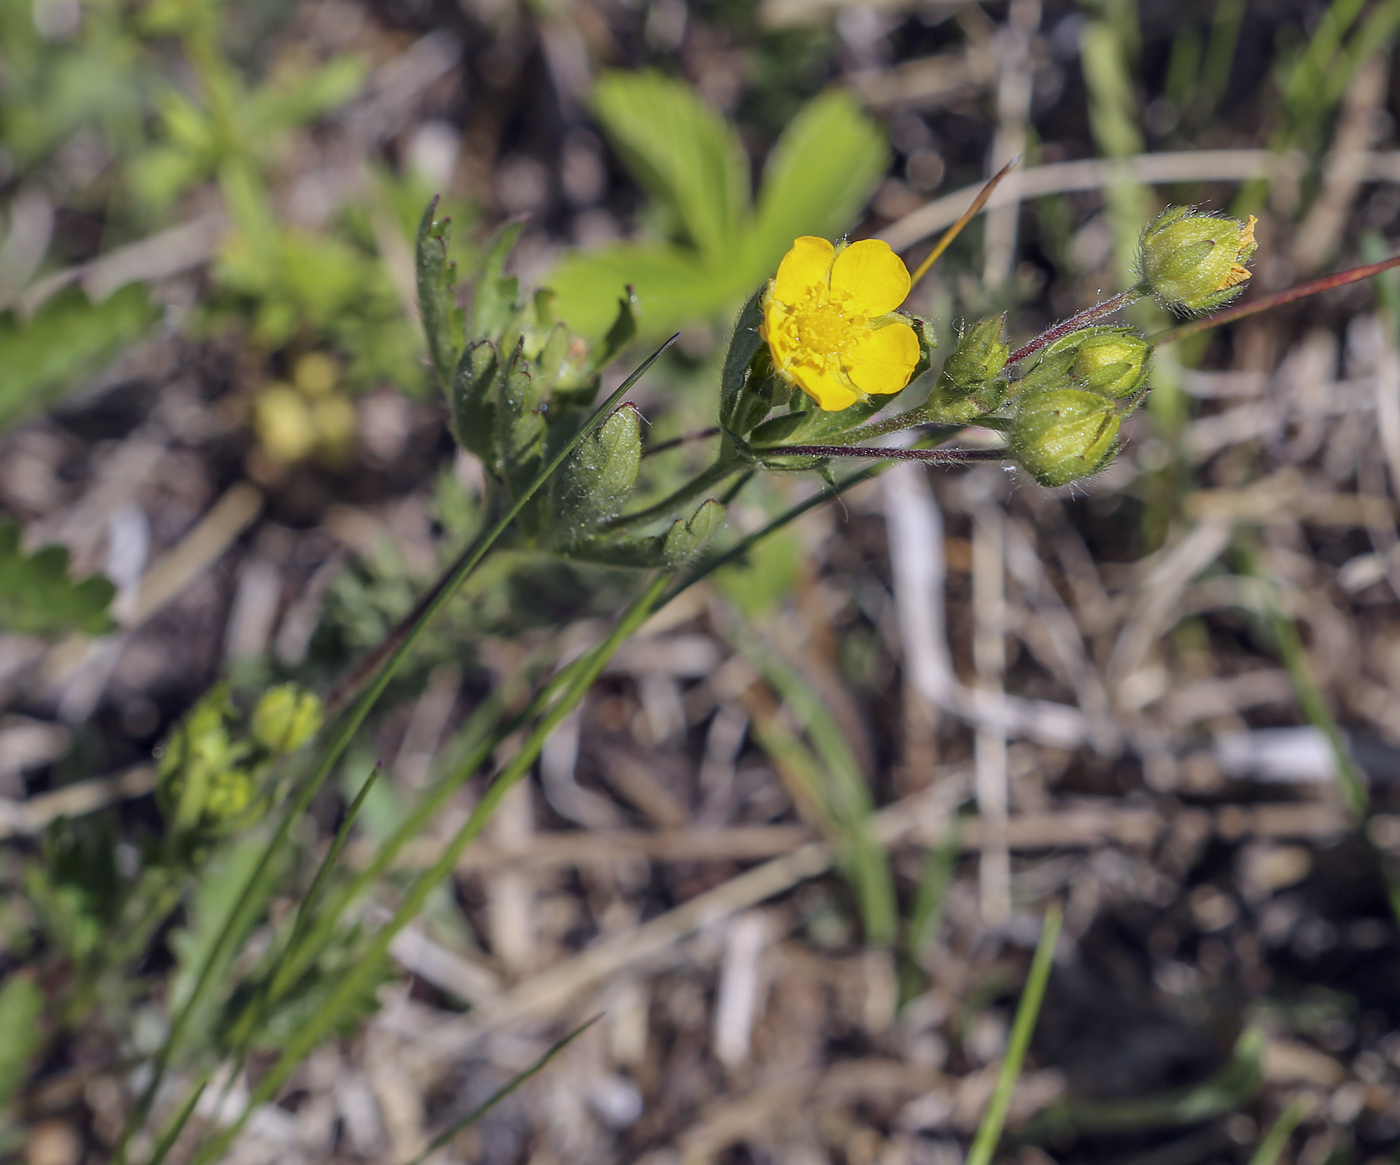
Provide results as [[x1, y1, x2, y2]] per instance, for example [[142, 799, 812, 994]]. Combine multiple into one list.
[[1138, 206, 1257, 315], [939, 315, 1009, 395], [1042, 326, 1152, 400], [250, 684, 323, 755], [932, 316, 1009, 420], [1011, 389, 1121, 487]]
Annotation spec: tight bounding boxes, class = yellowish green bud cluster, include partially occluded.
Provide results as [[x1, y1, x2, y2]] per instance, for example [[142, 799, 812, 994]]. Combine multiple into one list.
[[158, 683, 322, 838], [250, 684, 323, 754], [1138, 206, 1257, 316], [1010, 326, 1153, 487]]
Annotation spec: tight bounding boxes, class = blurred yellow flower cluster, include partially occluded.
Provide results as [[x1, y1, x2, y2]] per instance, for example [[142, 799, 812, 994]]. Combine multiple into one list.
[[253, 352, 357, 466]]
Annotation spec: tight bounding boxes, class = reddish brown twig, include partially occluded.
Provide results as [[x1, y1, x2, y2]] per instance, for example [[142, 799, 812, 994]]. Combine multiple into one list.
[[1006, 287, 1142, 366], [909, 156, 1020, 287], [1151, 252, 1400, 346], [765, 444, 1007, 464], [643, 426, 722, 457]]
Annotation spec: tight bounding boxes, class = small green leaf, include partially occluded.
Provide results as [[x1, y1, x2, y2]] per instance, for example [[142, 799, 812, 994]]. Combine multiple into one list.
[[0, 975, 42, 1112], [593, 69, 750, 255], [469, 219, 526, 343], [548, 241, 731, 341], [0, 523, 116, 637], [414, 198, 463, 389]]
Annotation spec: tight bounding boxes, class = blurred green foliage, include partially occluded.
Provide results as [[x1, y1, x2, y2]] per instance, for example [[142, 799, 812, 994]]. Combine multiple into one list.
[[0, 521, 116, 636], [549, 72, 889, 338], [0, 287, 158, 431]]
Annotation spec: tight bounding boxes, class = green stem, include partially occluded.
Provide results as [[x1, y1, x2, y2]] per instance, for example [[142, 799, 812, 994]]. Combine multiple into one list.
[[603, 453, 741, 530], [190, 574, 672, 1165], [122, 339, 674, 1165]]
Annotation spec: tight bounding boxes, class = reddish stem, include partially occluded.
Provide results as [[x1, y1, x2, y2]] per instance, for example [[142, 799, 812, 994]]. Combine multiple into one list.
[[1006, 288, 1142, 366], [1151, 252, 1400, 345], [644, 426, 722, 457], [769, 444, 1007, 464]]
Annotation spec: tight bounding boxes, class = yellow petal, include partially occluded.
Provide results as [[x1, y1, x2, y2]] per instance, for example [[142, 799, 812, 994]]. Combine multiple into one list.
[[830, 239, 910, 316], [791, 361, 860, 411], [771, 236, 835, 305], [844, 320, 920, 396]]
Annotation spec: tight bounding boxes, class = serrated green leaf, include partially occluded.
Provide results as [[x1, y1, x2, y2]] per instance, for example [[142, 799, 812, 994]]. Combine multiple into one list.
[[593, 69, 750, 255], [0, 975, 42, 1111], [415, 198, 463, 389], [0, 285, 157, 432], [0, 522, 116, 637], [751, 90, 888, 264], [469, 219, 526, 343]]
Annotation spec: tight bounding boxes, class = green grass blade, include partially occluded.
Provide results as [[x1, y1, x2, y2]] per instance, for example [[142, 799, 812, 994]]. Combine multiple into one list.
[[190, 575, 671, 1165], [738, 638, 896, 948], [965, 904, 1062, 1165], [1248, 1096, 1309, 1165], [909, 813, 962, 963], [128, 337, 676, 1165], [145, 1079, 206, 1165], [401, 1016, 601, 1165]]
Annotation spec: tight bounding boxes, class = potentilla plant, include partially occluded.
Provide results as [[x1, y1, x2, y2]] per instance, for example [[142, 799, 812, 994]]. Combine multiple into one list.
[[123, 181, 1400, 1165], [421, 191, 1262, 557]]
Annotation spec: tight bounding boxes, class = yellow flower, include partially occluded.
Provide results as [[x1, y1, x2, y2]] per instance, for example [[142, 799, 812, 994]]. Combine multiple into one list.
[[761, 236, 921, 412]]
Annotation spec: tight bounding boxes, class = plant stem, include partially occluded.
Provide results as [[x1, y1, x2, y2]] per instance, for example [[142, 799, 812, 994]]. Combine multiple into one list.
[[1006, 287, 1143, 366], [643, 426, 722, 457], [768, 444, 1006, 464], [603, 454, 741, 529], [1151, 251, 1400, 345]]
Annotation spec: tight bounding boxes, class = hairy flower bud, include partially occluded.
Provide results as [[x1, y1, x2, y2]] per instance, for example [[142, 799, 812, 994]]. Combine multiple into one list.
[[1039, 326, 1151, 400], [1011, 389, 1121, 487], [250, 684, 323, 755], [1138, 206, 1257, 315], [932, 315, 1009, 420]]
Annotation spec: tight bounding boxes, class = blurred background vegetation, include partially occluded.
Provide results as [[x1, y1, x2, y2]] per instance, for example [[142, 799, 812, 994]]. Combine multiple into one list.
[[6, 0, 1400, 1162]]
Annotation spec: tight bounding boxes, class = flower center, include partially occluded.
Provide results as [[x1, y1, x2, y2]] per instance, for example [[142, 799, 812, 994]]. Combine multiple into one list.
[[792, 292, 864, 359]]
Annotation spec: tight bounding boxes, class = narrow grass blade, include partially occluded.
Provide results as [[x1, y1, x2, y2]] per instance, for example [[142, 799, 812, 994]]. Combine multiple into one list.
[[145, 1079, 206, 1165], [738, 638, 896, 948], [190, 575, 671, 1165], [126, 337, 676, 1164], [908, 813, 961, 962], [1248, 1096, 1309, 1165], [909, 157, 1018, 288], [965, 903, 1062, 1165], [401, 1016, 600, 1165]]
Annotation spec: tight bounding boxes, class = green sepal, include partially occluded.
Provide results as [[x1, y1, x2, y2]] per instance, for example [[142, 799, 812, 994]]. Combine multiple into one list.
[[719, 286, 768, 431], [469, 218, 526, 343], [414, 197, 464, 390], [564, 498, 724, 569], [553, 404, 642, 536], [448, 341, 501, 463], [937, 315, 1009, 398]]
